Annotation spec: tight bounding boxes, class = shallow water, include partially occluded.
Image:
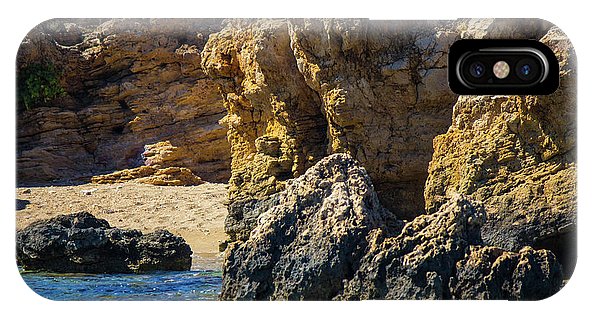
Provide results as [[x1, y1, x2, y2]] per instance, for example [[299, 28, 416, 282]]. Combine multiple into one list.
[[20, 270, 222, 301]]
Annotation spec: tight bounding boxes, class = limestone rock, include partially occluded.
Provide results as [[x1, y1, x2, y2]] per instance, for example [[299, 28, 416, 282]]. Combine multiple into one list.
[[17, 19, 231, 185], [202, 20, 329, 205], [202, 19, 461, 219], [16, 212, 192, 273], [91, 166, 204, 186], [220, 154, 398, 300], [423, 26, 576, 276]]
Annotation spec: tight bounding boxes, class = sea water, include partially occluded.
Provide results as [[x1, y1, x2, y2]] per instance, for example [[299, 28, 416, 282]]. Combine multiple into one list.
[[20, 270, 222, 301]]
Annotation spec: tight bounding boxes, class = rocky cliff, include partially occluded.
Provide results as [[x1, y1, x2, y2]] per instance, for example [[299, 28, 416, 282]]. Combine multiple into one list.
[[17, 19, 231, 185], [424, 26, 577, 276], [200, 19, 574, 300], [17, 18, 576, 300], [202, 19, 459, 219]]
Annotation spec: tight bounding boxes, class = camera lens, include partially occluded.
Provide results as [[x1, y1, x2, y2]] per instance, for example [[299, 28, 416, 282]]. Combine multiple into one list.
[[515, 58, 540, 81], [469, 62, 485, 78], [520, 64, 532, 77]]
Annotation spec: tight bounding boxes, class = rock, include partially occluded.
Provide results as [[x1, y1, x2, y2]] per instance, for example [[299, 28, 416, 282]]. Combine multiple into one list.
[[91, 166, 204, 186], [449, 246, 563, 300], [17, 19, 231, 185], [221, 155, 564, 300], [16, 212, 192, 273], [202, 19, 461, 219], [220, 154, 399, 300], [340, 195, 487, 300], [423, 26, 576, 276]]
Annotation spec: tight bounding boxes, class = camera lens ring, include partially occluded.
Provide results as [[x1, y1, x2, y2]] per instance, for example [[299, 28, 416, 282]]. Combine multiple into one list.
[[469, 62, 486, 78]]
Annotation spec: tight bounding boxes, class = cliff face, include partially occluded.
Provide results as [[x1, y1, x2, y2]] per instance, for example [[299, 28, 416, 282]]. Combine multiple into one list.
[[203, 19, 460, 219], [424, 26, 577, 275], [199, 19, 574, 300], [17, 19, 231, 184]]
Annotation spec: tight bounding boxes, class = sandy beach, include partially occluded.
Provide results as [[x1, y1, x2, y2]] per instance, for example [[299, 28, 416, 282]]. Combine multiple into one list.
[[16, 182, 228, 270]]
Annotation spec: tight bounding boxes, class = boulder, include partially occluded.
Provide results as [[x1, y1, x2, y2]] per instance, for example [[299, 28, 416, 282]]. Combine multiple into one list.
[[220, 154, 399, 300], [16, 212, 192, 273]]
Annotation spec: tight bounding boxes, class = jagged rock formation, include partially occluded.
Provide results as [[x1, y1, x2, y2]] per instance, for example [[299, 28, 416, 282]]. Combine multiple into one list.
[[423, 26, 577, 276], [220, 154, 398, 300], [202, 19, 460, 219], [449, 246, 563, 300], [16, 212, 192, 273], [220, 154, 563, 300], [202, 19, 558, 220], [17, 19, 231, 185]]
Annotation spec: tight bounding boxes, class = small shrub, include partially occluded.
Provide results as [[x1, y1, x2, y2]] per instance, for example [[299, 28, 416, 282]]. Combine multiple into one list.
[[17, 62, 66, 111]]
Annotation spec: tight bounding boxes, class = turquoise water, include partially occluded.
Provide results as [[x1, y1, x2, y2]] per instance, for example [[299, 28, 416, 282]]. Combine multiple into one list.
[[20, 270, 222, 301]]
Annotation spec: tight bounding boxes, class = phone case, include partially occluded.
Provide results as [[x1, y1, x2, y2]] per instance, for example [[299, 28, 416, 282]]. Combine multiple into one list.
[[16, 18, 576, 301]]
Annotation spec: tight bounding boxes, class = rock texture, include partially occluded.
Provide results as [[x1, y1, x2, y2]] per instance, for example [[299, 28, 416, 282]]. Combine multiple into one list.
[[220, 154, 563, 300], [202, 19, 461, 219], [16, 212, 192, 273], [91, 166, 204, 186], [423, 26, 577, 276], [17, 19, 231, 185], [449, 246, 563, 300]]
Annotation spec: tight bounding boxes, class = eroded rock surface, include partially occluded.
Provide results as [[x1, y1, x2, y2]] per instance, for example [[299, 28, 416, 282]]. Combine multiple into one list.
[[423, 26, 576, 275], [202, 19, 463, 220], [220, 154, 398, 300], [449, 246, 562, 300], [17, 19, 231, 184], [221, 154, 563, 300], [16, 212, 192, 273]]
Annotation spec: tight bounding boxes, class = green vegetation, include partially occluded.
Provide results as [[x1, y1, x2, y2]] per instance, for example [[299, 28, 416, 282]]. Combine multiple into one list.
[[17, 63, 66, 111]]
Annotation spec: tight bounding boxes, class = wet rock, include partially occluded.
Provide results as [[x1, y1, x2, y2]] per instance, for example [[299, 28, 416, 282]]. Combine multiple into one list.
[[16, 212, 192, 273]]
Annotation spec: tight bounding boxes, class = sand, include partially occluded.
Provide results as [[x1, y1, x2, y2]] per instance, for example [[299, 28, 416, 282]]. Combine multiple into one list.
[[16, 182, 229, 270]]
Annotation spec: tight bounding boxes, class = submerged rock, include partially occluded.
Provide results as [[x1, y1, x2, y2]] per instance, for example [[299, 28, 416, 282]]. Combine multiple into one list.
[[16, 212, 192, 273], [221, 154, 563, 300]]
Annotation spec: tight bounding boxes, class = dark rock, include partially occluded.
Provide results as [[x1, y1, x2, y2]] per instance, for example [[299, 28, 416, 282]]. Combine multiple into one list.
[[221, 154, 565, 300], [450, 246, 563, 300], [16, 212, 192, 273], [225, 195, 280, 242], [340, 196, 487, 300], [220, 154, 399, 300]]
